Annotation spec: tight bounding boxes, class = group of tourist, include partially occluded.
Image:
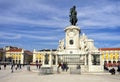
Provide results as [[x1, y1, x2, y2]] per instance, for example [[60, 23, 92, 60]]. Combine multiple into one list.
[[108, 66, 120, 75], [0, 63, 24, 73], [35, 60, 42, 69], [0, 63, 7, 70], [104, 62, 120, 75], [11, 64, 22, 73], [57, 62, 69, 72]]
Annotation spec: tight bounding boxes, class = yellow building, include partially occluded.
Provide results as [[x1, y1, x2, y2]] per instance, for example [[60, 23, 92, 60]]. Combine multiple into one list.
[[99, 48, 120, 67], [33, 49, 57, 66], [33, 49, 43, 64], [5, 46, 24, 64]]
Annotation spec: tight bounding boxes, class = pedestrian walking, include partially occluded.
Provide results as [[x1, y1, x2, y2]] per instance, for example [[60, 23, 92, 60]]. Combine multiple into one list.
[[11, 64, 14, 73], [19, 64, 21, 69]]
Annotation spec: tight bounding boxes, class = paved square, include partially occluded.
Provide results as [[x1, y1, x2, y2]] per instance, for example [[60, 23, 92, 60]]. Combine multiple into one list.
[[0, 66, 120, 82]]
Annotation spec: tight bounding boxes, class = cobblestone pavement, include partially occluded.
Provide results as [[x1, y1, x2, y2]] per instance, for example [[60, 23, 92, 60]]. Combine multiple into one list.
[[0, 65, 120, 82]]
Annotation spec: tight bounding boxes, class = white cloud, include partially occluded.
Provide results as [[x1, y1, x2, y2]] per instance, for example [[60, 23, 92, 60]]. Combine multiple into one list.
[[0, 0, 120, 29], [77, 3, 120, 28], [35, 42, 58, 45], [87, 32, 120, 41], [0, 0, 69, 28], [111, 43, 120, 48], [11, 27, 63, 34], [95, 42, 120, 48], [23, 34, 58, 40], [0, 32, 59, 40], [0, 42, 22, 47], [0, 16, 64, 27], [0, 32, 21, 39], [0, 42, 10, 45]]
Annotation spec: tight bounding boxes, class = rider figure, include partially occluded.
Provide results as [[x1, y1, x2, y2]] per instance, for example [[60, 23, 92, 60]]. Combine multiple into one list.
[[69, 6, 78, 25]]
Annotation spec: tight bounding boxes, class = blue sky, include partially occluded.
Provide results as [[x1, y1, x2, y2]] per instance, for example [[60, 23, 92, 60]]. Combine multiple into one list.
[[0, 0, 120, 50]]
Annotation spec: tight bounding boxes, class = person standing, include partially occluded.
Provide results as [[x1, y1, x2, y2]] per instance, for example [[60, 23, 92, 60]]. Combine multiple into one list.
[[0, 64, 1, 70], [36, 60, 38, 69], [4, 63, 6, 70], [109, 68, 115, 75], [117, 64, 120, 74], [65, 62, 69, 72], [77, 64, 81, 69]]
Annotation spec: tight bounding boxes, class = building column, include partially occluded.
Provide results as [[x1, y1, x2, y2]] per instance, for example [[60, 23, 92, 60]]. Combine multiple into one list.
[[84, 54, 87, 65], [88, 52, 92, 66], [56, 55, 58, 66], [42, 54, 45, 66], [100, 53, 102, 65], [118, 51, 120, 61], [49, 54, 52, 66], [88, 52, 92, 72], [33, 49, 36, 63], [21, 53, 24, 64], [3, 52, 6, 62]]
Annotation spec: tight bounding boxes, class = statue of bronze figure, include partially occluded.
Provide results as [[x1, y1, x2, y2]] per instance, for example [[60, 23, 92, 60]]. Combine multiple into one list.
[[69, 6, 78, 25]]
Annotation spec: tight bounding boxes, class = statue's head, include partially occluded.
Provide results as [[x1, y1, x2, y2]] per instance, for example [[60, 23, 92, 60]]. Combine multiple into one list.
[[73, 5, 76, 9]]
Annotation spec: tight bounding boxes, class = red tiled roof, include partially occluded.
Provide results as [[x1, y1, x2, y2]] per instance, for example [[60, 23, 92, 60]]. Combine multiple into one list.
[[24, 50, 33, 55], [0, 48, 5, 52], [99, 48, 120, 51], [7, 48, 22, 52]]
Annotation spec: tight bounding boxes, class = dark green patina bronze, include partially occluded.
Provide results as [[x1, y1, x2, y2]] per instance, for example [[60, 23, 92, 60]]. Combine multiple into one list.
[[69, 6, 78, 25]]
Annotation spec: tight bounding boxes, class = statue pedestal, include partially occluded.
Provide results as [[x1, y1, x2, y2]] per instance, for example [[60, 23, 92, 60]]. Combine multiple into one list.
[[39, 53, 53, 75], [39, 66, 53, 75]]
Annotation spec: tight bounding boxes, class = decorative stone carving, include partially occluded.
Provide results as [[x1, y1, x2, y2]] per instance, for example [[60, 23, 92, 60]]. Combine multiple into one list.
[[58, 39, 64, 51]]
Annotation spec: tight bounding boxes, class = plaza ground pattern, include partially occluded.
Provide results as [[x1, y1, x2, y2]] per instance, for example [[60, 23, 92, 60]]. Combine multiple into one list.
[[0, 65, 120, 82]]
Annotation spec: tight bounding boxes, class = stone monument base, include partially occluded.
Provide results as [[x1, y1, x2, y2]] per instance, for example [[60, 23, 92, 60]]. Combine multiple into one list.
[[39, 66, 53, 75]]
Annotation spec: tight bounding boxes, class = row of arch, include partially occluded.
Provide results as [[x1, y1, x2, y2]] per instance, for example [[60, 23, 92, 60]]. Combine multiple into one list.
[[104, 61, 120, 67]]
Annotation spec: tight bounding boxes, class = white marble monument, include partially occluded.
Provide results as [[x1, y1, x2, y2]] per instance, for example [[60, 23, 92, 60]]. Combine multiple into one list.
[[33, 6, 104, 73], [57, 25, 103, 72]]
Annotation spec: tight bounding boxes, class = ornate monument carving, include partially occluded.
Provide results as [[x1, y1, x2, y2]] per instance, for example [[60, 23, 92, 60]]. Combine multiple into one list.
[[58, 39, 64, 51]]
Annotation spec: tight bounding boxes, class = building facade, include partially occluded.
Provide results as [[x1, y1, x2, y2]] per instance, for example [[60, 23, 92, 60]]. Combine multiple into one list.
[[24, 50, 33, 64], [0, 48, 5, 62], [33, 49, 58, 67], [99, 48, 120, 67], [5, 46, 24, 64]]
